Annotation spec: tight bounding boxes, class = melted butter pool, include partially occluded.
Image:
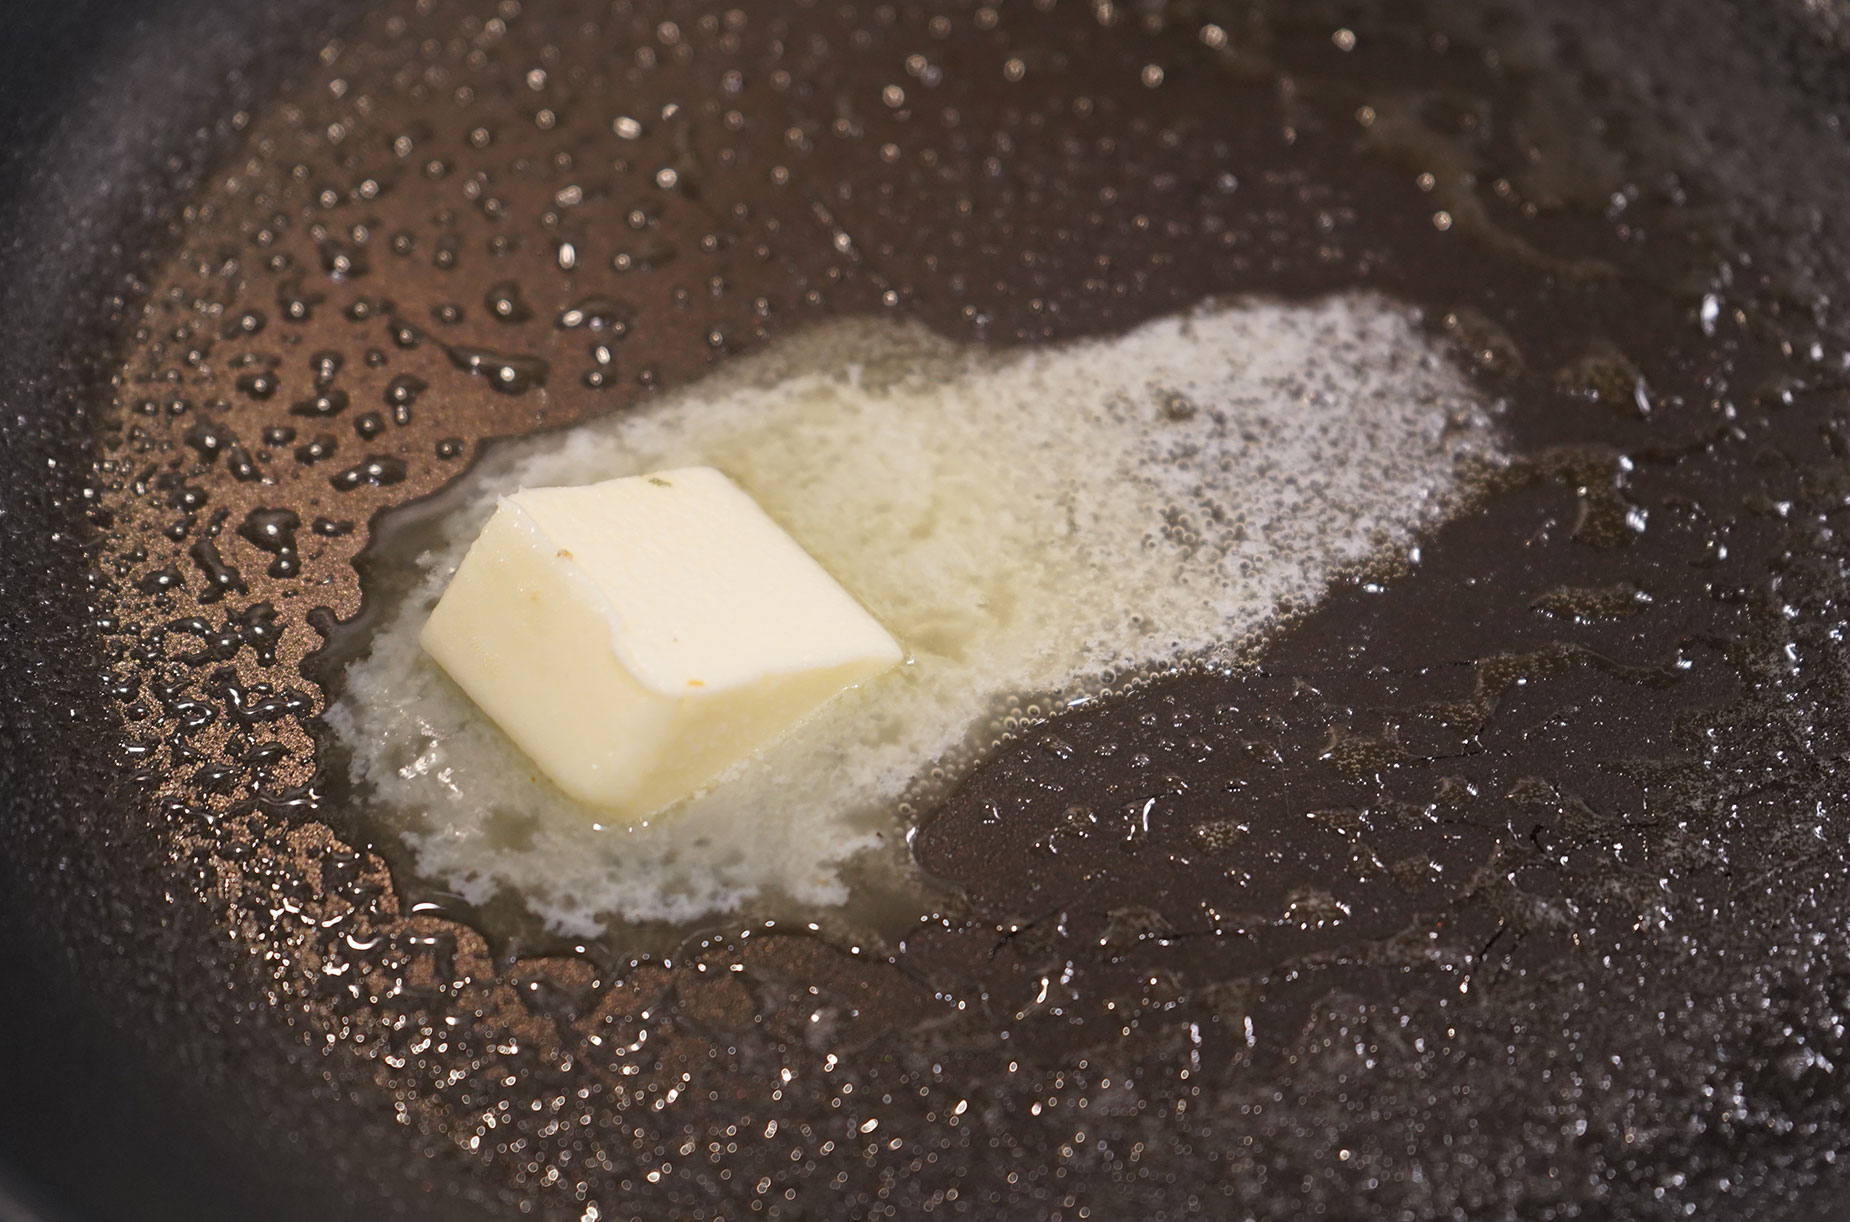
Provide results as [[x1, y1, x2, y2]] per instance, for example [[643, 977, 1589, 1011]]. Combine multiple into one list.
[[326, 295, 1501, 938]]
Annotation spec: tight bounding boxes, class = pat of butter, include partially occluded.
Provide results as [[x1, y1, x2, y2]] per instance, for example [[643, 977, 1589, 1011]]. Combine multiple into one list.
[[419, 466, 902, 817]]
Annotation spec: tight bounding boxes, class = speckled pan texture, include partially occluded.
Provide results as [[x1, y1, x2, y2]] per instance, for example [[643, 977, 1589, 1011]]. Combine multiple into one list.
[[8, 0, 1850, 1219]]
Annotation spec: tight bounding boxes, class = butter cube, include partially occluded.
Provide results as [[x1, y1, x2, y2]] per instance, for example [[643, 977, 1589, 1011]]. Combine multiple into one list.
[[419, 467, 902, 817]]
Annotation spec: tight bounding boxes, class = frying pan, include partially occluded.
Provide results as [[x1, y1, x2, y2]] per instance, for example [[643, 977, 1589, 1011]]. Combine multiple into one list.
[[7, 0, 1850, 1218]]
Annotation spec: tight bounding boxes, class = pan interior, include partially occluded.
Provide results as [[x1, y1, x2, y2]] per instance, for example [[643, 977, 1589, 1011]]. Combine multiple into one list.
[[14, 0, 1850, 1217]]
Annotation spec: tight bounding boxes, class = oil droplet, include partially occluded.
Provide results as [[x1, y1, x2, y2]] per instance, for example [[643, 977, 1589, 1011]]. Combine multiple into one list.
[[238, 508, 303, 578], [485, 280, 533, 324], [330, 455, 410, 491], [442, 342, 550, 393]]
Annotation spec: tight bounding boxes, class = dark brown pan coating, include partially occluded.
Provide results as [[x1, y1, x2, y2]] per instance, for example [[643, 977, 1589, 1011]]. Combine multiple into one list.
[[9, 0, 1850, 1218]]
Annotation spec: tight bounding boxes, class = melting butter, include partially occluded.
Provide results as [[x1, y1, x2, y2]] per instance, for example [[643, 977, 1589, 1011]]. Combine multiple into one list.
[[326, 295, 1501, 937], [419, 467, 903, 815]]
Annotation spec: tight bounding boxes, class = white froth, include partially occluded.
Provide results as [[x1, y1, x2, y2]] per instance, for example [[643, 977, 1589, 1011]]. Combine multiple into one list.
[[326, 295, 1500, 937]]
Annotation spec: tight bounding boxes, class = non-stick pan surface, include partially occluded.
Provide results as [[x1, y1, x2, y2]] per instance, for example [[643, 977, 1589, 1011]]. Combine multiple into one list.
[[9, 1, 1850, 1219]]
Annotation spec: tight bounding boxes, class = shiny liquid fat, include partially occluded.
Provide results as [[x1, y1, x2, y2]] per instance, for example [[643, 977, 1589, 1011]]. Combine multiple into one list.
[[327, 295, 1500, 936]]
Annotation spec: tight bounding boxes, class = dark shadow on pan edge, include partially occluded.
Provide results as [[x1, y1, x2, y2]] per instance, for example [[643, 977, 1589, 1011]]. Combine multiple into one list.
[[0, 2, 512, 1220]]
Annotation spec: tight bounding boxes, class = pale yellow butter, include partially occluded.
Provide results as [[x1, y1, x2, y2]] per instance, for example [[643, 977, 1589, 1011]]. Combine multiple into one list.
[[419, 466, 902, 818]]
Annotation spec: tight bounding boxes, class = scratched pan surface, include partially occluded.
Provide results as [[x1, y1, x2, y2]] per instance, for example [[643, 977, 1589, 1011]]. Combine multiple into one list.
[[7, 0, 1850, 1218]]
